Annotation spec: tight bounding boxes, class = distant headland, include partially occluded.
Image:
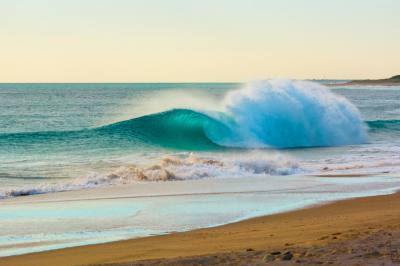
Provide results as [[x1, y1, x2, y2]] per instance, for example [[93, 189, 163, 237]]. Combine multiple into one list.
[[338, 75, 400, 86]]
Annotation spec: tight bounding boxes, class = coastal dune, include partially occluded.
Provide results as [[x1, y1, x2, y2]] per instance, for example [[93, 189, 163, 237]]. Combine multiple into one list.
[[1, 192, 400, 266]]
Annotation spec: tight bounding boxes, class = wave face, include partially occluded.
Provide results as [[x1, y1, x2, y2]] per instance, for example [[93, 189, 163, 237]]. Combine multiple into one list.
[[0, 80, 369, 151], [96, 109, 226, 150]]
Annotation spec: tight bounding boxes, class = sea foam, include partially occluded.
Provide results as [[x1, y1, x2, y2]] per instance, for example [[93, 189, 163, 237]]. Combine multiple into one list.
[[207, 79, 368, 148], [0, 152, 301, 198]]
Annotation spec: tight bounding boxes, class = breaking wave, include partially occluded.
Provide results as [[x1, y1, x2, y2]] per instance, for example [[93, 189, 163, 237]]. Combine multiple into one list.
[[98, 79, 368, 148], [0, 80, 369, 150]]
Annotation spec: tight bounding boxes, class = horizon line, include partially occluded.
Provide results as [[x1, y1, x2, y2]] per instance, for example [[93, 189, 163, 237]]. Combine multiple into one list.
[[0, 79, 354, 84]]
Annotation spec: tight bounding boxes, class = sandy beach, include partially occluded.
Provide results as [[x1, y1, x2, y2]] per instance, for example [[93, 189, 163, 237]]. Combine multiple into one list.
[[1, 191, 399, 266]]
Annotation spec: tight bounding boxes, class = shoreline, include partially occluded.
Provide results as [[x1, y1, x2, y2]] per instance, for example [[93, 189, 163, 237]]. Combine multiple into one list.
[[329, 82, 400, 87], [1, 191, 400, 266], [327, 75, 400, 86]]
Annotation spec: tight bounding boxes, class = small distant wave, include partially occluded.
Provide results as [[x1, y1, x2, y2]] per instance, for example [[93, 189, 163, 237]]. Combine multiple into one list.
[[367, 119, 400, 132]]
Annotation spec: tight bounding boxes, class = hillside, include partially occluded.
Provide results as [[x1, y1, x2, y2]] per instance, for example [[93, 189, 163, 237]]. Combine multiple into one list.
[[342, 75, 400, 86]]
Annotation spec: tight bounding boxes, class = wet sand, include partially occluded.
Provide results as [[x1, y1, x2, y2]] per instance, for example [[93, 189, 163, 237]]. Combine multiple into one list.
[[1, 192, 400, 266]]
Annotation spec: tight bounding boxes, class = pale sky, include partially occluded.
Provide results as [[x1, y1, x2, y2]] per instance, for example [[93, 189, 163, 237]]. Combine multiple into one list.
[[0, 0, 399, 82]]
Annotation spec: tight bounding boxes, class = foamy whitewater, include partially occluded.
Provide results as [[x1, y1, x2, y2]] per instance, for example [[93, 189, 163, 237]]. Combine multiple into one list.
[[0, 80, 400, 256], [209, 79, 367, 147]]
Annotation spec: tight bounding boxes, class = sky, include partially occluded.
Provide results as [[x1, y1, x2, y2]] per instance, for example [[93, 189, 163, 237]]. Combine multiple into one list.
[[0, 0, 399, 82]]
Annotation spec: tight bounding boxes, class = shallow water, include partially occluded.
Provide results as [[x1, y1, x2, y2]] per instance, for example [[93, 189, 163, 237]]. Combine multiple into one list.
[[1, 174, 399, 256]]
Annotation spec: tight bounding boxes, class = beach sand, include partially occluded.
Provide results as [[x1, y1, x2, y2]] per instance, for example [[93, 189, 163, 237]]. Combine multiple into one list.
[[1, 192, 400, 266]]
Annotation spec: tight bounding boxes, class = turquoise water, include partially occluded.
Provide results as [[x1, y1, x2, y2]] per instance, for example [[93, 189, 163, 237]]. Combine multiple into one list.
[[0, 81, 400, 196], [1, 81, 400, 257]]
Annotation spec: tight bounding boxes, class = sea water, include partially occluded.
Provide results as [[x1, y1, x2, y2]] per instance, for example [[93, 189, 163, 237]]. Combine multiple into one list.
[[0, 80, 399, 256]]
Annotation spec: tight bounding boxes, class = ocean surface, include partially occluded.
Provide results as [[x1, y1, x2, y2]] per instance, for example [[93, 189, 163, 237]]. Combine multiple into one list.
[[0, 80, 399, 196], [1, 80, 400, 256]]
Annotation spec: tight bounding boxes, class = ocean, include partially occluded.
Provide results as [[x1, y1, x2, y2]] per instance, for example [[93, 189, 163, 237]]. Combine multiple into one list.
[[1, 80, 400, 256]]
